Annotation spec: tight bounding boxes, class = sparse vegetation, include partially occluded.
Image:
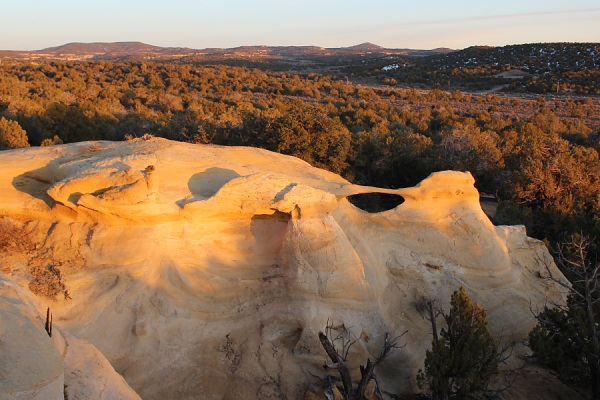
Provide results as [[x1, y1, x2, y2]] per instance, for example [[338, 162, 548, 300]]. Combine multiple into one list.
[[217, 334, 242, 373]]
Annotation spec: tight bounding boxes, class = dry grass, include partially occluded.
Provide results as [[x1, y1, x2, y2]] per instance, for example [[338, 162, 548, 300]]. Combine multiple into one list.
[[28, 263, 67, 298], [0, 217, 29, 253]]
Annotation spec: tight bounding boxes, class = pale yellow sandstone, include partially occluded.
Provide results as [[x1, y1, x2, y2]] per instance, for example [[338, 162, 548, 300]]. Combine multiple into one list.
[[0, 138, 567, 399]]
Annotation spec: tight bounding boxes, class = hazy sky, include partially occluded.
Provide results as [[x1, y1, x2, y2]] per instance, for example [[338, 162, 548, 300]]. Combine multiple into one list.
[[2, 0, 599, 50]]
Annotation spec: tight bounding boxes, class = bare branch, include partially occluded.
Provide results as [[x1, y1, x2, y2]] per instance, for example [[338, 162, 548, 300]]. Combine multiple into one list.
[[356, 330, 407, 397], [318, 331, 353, 396], [319, 321, 407, 400]]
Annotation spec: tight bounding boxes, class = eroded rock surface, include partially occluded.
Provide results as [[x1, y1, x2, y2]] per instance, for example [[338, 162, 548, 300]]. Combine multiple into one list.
[[0, 138, 566, 399]]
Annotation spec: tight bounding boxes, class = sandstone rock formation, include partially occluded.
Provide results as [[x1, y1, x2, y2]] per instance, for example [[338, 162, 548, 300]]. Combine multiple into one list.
[[0, 138, 566, 399]]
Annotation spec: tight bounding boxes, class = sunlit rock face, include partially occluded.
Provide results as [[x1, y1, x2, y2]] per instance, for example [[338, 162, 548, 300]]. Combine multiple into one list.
[[0, 138, 565, 399]]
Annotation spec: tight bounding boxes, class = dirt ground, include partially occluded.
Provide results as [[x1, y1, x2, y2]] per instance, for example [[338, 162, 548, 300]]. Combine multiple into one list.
[[501, 364, 588, 400], [497, 343, 588, 400]]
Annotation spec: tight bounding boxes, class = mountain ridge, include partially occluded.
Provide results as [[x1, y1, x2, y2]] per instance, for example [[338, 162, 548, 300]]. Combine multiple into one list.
[[0, 41, 453, 60]]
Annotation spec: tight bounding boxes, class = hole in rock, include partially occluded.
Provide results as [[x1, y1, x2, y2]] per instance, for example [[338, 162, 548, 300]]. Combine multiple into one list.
[[347, 193, 405, 213]]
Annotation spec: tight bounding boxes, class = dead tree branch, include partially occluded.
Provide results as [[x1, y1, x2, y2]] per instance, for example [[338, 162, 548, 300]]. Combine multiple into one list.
[[319, 321, 406, 400]]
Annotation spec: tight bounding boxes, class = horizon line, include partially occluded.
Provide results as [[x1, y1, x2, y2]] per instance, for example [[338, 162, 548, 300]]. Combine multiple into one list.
[[2, 40, 600, 54]]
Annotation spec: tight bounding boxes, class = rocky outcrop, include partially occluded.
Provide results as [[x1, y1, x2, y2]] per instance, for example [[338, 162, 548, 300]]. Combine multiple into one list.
[[0, 276, 140, 400], [0, 138, 566, 399]]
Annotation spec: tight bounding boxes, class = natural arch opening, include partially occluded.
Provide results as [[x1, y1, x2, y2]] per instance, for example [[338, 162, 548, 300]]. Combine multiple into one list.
[[347, 193, 405, 213]]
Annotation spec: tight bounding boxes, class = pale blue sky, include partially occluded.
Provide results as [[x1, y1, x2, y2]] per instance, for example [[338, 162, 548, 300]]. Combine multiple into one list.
[[2, 0, 599, 50]]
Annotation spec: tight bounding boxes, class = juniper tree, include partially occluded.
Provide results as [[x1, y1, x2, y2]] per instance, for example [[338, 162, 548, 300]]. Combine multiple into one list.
[[418, 287, 499, 400]]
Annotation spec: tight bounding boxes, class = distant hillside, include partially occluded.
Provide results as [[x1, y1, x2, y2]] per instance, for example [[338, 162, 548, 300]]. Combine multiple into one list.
[[431, 47, 454, 54], [429, 43, 600, 73], [41, 42, 164, 55], [33, 41, 199, 59], [344, 42, 385, 52], [371, 42, 600, 94]]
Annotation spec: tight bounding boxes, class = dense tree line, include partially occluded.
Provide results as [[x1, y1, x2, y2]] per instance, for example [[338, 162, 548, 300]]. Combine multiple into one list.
[[0, 59, 598, 244]]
